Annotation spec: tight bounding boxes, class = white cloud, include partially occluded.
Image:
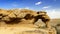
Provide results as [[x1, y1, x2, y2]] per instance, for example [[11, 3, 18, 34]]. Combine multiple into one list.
[[35, 1, 42, 5], [46, 9, 60, 19], [42, 6, 51, 9]]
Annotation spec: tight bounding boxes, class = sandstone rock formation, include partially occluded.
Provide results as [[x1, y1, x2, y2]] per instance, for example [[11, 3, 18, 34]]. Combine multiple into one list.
[[0, 9, 57, 34], [0, 9, 51, 28]]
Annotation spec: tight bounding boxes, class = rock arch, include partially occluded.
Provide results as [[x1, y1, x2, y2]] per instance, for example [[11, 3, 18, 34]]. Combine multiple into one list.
[[0, 9, 50, 28], [23, 11, 50, 28]]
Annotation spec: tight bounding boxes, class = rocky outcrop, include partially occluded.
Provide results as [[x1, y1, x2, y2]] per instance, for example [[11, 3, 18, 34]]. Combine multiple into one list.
[[0, 9, 50, 24], [0, 9, 57, 34]]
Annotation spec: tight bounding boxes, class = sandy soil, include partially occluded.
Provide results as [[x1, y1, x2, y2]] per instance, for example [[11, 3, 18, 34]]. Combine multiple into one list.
[[0, 22, 56, 34]]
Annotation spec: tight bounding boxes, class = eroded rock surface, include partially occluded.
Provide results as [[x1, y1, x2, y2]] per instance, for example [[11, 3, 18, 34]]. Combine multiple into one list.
[[0, 9, 57, 34]]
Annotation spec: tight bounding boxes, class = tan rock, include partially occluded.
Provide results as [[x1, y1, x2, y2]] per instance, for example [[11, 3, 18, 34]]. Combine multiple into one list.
[[0, 8, 57, 34]]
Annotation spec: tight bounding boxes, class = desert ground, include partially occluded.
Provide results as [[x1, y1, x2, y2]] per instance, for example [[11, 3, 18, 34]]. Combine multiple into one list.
[[0, 19, 58, 34], [50, 19, 60, 34]]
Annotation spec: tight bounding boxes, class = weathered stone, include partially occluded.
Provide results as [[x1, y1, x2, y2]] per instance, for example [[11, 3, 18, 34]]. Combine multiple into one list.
[[0, 9, 57, 34]]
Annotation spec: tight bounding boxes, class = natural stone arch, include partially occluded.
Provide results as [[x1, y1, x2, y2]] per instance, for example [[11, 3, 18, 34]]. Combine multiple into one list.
[[23, 11, 50, 28], [0, 9, 50, 28]]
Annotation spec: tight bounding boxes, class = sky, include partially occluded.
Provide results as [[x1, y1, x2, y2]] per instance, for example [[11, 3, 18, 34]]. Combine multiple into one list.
[[0, 0, 60, 19]]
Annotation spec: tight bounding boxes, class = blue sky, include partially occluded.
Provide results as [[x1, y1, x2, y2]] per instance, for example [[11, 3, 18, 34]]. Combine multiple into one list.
[[0, 0, 60, 18], [0, 0, 60, 10]]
